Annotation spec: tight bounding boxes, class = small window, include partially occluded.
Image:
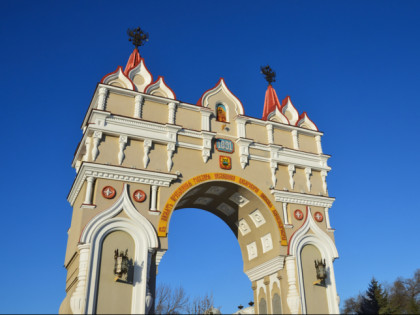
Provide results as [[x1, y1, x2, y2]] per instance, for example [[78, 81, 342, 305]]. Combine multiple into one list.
[[216, 104, 227, 122]]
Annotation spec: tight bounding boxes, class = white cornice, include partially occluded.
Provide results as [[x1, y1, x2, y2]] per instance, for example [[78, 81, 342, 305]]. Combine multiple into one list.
[[67, 163, 178, 206], [245, 256, 285, 282], [271, 190, 335, 208]]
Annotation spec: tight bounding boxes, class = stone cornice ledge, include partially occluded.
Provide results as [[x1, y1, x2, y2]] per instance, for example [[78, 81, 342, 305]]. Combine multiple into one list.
[[68, 162, 178, 206], [245, 256, 285, 282], [271, 189, 335, 208]]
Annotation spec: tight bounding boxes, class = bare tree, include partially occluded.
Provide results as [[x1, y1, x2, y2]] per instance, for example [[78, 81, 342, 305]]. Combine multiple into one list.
[[155, 283, 189, 314], [155, 283, 217, 314]]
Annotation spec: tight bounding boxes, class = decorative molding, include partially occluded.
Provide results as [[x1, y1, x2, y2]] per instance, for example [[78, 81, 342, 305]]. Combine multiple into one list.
[[145, 76, 176, 99], [291, 130, 299, 150], [70, 244, 90, 314], [321, 170, 328, 194], [141, 138, 152, 168], [315, 135, 323, 154], [237, 219, 251, 236], [235, 116, 247, 138], [118, 135, 128, 165], [288, 165, 295, 189], [270, 161, 277, 188], [134, 95, 144, 119], [201, 131, 215, 163], [68, 163, 178, 206], [281, 96, 299, 125], [247, 242, 258, 261], [150, 185, 158, 211], [285, 256, 300, 314], [266, 124, 274, 144], [261, 233, 273, 253], [271, 189, 335, 208], [97, 87, 108, 110], [296, 112, 318, 131], [83, 176, 96, 205], [245, 256, 285, 282], [127, 59, 153, 93], [200, 107, 213, 131], [101, 66, 135, 90], [282, 202, 290, 225], [168, 102, 177, 124], [249, 209, 266, 228]]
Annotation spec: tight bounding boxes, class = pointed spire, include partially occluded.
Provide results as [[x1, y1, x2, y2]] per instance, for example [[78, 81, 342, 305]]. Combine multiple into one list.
[[124, 48, 141, 76], [262, 85, 281, 120]]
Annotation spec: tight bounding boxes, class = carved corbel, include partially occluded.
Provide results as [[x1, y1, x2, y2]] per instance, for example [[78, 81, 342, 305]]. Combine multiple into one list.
[[321, 170, 328, 193], [288, 164, 295, 189], [168, 102, 177, 124], [92, 131, 102, 161], [83, 137, 92, 162], [134, 94, 144, 119], [270, 161, 277, 188], [118, 135, 128, 165], [201, 132, 214, 163], [167, 143, 176, 171], [236, 138, 252, 169], [286, 256, 300, 314], [143, 139, 152, 168], [305, 167, 312, 191], [97, 87, 108, 110]]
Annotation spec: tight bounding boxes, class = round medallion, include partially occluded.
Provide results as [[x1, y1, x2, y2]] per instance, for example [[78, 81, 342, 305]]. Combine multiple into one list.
[[314, 211, 324, 222], [133, 190, 146, 202], [102, 186, 116, 199], [294, 209, 304, 220]]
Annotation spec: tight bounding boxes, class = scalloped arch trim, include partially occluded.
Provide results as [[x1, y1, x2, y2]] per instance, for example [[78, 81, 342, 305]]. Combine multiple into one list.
[[145, 76, 176, 99], [101, 66, 135, 90], [128, 59, 153, 93], [281, 96, 299, 125], [197, 78, 245, 115]]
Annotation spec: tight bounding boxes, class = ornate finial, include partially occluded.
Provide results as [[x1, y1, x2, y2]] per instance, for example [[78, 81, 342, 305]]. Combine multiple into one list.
[[127, 27, 149, 49], [261, 65, 276, 85]]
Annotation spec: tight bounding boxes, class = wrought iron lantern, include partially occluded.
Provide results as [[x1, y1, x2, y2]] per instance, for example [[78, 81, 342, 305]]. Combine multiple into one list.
[[314, 259, 327, 286], [114, 249, 129, 280]]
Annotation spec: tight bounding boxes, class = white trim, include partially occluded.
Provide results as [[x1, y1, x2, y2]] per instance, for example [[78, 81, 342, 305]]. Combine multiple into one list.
[[102, 67, 134, 90], [68, 163, 178, 206], [80, 185, 158, 314], [128, 59, 152, 93], [145, 77, 175, 99], [282, 97, 299, 125], [289, 207, 339, 314], [271, 189, 335, 208], [245, 256, 285, 282]]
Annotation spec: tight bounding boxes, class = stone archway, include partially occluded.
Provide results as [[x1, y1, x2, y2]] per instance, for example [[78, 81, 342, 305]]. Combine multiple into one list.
[[61, 47, 339, 314]]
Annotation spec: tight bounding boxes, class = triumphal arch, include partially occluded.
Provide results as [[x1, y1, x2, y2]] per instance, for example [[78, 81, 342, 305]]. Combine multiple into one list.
[[60, 42, 339, 314]]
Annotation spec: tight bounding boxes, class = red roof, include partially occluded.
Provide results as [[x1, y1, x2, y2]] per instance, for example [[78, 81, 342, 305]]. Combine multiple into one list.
[[262, 85, 281, 120], [124, 48, 141, 76]]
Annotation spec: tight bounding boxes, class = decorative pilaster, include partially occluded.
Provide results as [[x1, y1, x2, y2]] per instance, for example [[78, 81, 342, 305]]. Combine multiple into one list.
[[92, 131, 102, 161], [118, 135, 128, 165], [143, 139, 152, 168], [292, 130, 299, 150], [236, 138, 252, 169], [325, 207, 332, 229], [83, 176, 95, 205], [150, 185, 158, 212], [97, 87, 108, 110], [167, 143, 175, 171], [270, 161, 277, 188], [266, 124, 274, 144], [236, 116, 247, 138], [286, 256, 300, 314], [282, 202, 290, 225], [83, 137, 92, 162], [134, 95, 144, 119], [321, 170, 328, 193], [288, 165, 295, 189], [201, 108, 213, 131], [168, 102, 177, 124], [315, 135, 323, 154], [305, 167, 312, 192], [70, 244, 91, 314]]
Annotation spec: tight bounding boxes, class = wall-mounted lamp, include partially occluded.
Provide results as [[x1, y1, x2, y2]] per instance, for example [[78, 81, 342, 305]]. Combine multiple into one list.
[[313, 259, 327, 286], [114, 249, 129, 281]]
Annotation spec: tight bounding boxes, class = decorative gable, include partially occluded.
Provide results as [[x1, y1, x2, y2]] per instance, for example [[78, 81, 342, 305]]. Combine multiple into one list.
[[296, 112, 318, 131], [127, 59, 153, 93], [101, 66, 135, 90], [145, 76, 176, 99], [197, 78, 244, 122]]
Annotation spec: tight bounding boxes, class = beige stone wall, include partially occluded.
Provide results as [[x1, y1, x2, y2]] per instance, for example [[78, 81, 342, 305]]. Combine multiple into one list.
[[106, 93, 134, 117], [298, 134, 317, 154], [273, 128, 293, 149], [142, 100, 168, 124], [176, 107, 201, 131]]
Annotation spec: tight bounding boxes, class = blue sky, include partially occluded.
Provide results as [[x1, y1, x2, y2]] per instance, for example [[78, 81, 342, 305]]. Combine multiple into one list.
[[1, 1, 420, 313]]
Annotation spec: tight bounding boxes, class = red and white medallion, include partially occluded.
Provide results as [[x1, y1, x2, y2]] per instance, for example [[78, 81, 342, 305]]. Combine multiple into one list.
[[294, 209, 304, 220], [102, 186, 116, 199], [133, 190, 146, 202], [314, 211, 324, 222]]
